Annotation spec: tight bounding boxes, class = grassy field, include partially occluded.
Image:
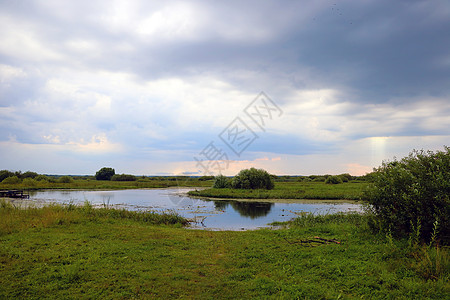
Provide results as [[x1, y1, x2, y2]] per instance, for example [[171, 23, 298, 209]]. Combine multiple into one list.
[[188, 181, 369, 200], [1, 201, 448, 299], [0, 178, 212, 191]]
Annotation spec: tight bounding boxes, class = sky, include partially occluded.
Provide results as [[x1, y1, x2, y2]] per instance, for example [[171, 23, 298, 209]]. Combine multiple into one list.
[[0, 0, 449, 176]]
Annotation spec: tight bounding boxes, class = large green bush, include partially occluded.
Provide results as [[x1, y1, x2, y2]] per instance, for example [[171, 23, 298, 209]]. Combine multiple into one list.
[[213, 174, 231, 188], [231, 168, 274, 190], [364, 147, 450, 243], [95, 167, 115, 181]]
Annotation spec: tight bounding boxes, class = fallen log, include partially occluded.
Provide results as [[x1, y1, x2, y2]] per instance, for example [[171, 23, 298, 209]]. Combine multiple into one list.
[[283, 236, 341, 246], [314, 237, 341, 244]]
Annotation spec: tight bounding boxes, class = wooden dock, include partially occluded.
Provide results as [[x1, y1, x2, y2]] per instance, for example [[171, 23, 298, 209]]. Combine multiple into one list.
[[0, 190, 30, 199]]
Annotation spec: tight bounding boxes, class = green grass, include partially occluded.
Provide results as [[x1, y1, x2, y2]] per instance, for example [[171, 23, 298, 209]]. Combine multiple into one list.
[[189, 181, 369, 200], [1, 201, 448, 299], [0, 178, 212, 191]]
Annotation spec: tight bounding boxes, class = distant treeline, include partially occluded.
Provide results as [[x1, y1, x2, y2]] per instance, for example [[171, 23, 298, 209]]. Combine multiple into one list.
[[0, 169, 217, 184], [0, 168, 373, 185], [272, 173, 374, 183]]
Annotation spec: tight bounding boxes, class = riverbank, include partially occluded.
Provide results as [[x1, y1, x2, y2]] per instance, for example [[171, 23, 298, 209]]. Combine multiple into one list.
[[188, 181, 368, 200], [189, 194, 363, 204], [1, 202, 447, 299], [0, 178, 212, 191]]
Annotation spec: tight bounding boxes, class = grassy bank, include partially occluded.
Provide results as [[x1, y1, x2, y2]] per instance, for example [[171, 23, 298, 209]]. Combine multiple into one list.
[[188, 181, 368, 200], [0, 178, 212, 191], [1, 202, 448, 299]]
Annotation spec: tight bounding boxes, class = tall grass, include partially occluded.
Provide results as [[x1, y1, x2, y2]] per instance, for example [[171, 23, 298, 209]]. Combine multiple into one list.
[[0, 199, 187, 236], [1, 204, 448, 298], [287, 212, 450, 283]]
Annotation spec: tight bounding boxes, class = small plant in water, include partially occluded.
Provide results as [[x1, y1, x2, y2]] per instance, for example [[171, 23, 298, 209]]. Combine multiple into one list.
[[102, 196, 111, 208]]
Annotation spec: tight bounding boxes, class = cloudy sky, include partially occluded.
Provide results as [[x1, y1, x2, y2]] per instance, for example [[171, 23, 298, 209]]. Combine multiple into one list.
[[0, 0, 449, 176]]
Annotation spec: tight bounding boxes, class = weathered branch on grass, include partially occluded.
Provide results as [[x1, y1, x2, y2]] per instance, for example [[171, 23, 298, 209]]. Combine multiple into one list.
[[283, 236, 341, 246], [314, 236, 341, 244]]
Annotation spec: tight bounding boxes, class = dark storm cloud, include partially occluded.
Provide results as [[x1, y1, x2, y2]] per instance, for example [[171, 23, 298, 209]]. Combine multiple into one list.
[[0, 0, 449, 174], [3, 0, 447, 102]]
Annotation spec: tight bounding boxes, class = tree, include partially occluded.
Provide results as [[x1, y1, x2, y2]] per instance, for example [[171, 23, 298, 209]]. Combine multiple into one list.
[[364, 147, 450, 244], [21, 171, 38, 179], [231, 168, 275, 190], [0, 170, 14, 182], [95, 167, 115, 181]]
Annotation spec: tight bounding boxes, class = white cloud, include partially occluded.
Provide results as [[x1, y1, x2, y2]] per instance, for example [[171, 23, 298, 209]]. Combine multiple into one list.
[[0, 0, 449, 175], [0, 15, 64, 62], [0, 64, 26, 82]]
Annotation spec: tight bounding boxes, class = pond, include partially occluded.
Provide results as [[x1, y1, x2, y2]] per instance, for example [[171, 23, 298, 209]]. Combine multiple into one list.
[[21, 188, 364, 230]]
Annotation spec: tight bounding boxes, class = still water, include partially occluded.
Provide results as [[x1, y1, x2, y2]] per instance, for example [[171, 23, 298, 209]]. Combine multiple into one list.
[[25, 188, 364, 230]]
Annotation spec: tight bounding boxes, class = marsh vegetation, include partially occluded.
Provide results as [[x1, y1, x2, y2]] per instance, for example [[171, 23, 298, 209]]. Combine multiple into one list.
[[1, 147, 448, 298], [0, 201, 448, 299]]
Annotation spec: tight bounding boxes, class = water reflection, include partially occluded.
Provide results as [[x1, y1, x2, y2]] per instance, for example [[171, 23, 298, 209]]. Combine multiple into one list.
[[213, 201, 229, 210], [213, 200, 273, 219], [25, 189, 364, 230]]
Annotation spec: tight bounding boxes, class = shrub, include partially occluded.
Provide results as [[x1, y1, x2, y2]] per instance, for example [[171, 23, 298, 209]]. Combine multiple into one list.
[[35, 175, 49, 181], [231, 168, 274, 190], [58, 176, 74, 183], [325, 175, 343, 184], [364, 147, 450, 244], [21, 171, 38, 179], [95, 167, 115, 180], [47, 177, 57, 183], [111, 174, 137, 181], [213, 174, 231, 188], [22, 178, 37, 187], [339, 173, 353, 182], [312, 176, 326, 182], [359, 172, 376, 182], [0, 170, 14, 182], [1, 176, 21, 184]]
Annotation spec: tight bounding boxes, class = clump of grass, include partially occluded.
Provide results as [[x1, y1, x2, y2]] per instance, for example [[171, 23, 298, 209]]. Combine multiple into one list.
[[288, 212, 450, 284], [290, 212, 367, 227], [85, 206, 188, 225], [410, 244, 450, 281]]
